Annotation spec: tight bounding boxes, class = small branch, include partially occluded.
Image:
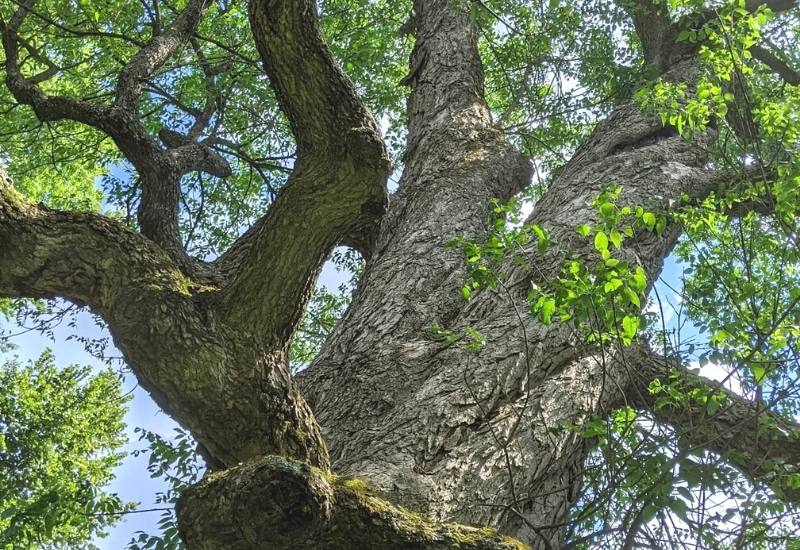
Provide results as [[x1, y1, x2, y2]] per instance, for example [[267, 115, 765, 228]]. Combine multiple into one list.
[[1, 7, 117, 133], [115, 0, 213, 110], [6, 0, 146, 47], [159, 129, 231, 178], [83, 506, 173, 518]]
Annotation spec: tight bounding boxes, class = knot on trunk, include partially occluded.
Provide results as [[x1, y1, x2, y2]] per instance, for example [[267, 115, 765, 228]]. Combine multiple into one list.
[[176, 455, 530, 550]]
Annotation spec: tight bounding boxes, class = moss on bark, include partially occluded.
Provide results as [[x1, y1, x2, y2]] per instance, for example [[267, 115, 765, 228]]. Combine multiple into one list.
[[177, 455, 530, 550]]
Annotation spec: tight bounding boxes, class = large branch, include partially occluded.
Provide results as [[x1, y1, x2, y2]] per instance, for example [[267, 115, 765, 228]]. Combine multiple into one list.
[[211, 0, 390, 337], [0, 167, 179, 312], [297, 0, 532, 475], [115, 0, 212, 110], [247, 0, 384, 156], [630, 347, 800, 502], [177, 455, 530, 550], [298, 5, 765, 541], [751, 44, 800, 85], [0, 169, 329, 470]]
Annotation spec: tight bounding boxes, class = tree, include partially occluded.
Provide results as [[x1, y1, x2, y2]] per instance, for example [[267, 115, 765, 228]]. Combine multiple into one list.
[[0, 0, 799, 547], [0, 349, 129, 548]]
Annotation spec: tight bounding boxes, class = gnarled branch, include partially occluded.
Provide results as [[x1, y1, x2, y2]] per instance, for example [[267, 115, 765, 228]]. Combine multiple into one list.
[[0, 167, 179, 313], [0, 168, 328, 470], [212, 0, 390, 338], [247, 0, 384, 156], [1, 0, 229, 263]]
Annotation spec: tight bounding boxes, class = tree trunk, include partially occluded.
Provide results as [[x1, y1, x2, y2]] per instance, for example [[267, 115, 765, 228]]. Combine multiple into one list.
[[3, 0, 799, 549], [299, 52, 717, 547]]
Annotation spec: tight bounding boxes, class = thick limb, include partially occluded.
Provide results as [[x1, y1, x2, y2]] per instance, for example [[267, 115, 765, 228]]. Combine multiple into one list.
[[214, 0, 391, 338], [629, 346, 800, 502], [0, 170, 327, 470]]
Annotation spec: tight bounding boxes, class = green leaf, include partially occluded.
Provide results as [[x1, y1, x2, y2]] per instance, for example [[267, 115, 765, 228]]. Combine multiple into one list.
[[751, 365, 767, 385], [609, 229, 622, 249], [594, 231, 609, 253], [624, 287, 641, 307], [0, 351, 130, 547], [604, 279, 623, 293], [632, 267, 647, 291], [531, 224, 549, 253], [621, 315, 640, 343], [540, 298, 557, 325], [642, 212, 656, 231], [641, 504, 659, 524]]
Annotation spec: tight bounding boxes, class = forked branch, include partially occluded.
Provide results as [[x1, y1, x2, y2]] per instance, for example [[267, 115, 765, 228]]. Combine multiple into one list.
[[213, 0, 390, 338], [0, 169, 328, 470]]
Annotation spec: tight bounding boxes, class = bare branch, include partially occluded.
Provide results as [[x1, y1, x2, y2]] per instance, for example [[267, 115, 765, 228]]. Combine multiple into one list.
[[159, 129, 232, 178]]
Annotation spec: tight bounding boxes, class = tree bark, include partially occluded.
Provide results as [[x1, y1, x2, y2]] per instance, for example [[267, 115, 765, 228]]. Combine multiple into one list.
[[2, 0, 799, 549], [296, 4, 717, 543]]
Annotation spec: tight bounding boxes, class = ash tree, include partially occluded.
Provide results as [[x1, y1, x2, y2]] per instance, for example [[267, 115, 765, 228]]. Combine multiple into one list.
[[1, 0, 800, 548]]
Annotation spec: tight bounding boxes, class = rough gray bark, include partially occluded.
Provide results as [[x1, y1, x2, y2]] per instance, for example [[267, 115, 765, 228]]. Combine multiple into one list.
[[1, 0, 799, 549], [299, 55, 719, 546]]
